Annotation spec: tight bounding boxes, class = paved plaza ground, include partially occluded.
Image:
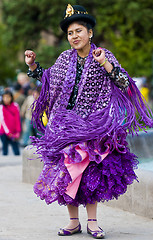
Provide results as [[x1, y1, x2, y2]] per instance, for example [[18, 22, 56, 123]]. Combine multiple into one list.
[[0, 155, 153, 240]]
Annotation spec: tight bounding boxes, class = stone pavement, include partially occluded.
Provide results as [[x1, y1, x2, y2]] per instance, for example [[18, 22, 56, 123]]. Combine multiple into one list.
[[0, 155, 153, 240]]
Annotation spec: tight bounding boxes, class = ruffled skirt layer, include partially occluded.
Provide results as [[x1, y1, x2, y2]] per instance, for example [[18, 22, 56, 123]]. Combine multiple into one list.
[[33, 145, 138, 207]]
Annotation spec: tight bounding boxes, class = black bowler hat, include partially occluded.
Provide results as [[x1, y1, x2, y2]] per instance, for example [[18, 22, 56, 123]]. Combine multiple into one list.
[[60, 4, 96, 33]]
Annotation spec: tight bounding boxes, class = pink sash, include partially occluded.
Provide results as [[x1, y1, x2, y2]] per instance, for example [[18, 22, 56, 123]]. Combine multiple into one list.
[[64, 145, 109, 199]]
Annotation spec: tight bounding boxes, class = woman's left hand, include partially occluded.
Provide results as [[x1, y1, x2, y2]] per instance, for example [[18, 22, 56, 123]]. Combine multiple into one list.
[[92, 48, 106, 65]]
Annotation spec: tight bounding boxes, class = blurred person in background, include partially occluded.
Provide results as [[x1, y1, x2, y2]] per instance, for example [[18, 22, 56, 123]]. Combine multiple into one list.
[[0, 86, 4, 103], [133, 76, 149, 103], [20, 88, 40, 147], [0, 90, 21, 155], [13, 82, 26, 109], [140, 79, 149, 103], [17, 72, 31, 96], [13, 83, 26, 139]]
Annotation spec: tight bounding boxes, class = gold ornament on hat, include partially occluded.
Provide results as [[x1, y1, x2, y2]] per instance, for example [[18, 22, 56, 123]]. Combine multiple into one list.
[[65, 4, 74, 18], [64, 4, 88, 19]]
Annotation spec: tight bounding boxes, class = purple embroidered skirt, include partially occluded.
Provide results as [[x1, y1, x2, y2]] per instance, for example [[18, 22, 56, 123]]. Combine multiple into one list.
[[33, 140, 138, 207]]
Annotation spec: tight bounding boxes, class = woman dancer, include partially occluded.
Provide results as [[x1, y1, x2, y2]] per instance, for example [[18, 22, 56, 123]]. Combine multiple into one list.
[[25, 4, 153, 239]]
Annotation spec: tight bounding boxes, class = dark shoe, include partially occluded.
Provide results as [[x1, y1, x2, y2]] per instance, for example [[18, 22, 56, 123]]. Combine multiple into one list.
[[87, 219, 105, 239], [58, 223, 82, 236]]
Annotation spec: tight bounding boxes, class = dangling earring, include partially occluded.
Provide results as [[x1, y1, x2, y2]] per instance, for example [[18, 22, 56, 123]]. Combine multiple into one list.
[[89, 36, 93, 44]]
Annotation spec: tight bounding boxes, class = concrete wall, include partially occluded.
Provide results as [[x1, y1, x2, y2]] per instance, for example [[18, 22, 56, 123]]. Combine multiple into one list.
[[22, 146, 43, 184], [127, 130, 153, 159], [104, 168, 153, 219]]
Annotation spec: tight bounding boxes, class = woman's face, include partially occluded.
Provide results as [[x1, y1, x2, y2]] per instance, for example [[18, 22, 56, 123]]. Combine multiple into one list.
[[67, 22, 92, 54], [3, 94, 12, 105]]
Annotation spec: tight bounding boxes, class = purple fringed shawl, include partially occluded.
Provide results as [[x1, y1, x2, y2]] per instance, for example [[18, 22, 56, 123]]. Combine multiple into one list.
[[31, 43, 153, 163]]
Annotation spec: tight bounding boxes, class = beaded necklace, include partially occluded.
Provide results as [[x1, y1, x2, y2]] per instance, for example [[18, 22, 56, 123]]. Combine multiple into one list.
[[77, 55, 88, 67]]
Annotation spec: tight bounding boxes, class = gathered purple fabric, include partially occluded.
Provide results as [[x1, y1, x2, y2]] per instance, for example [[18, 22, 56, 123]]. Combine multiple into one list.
[[30, 43, 153, 206]]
